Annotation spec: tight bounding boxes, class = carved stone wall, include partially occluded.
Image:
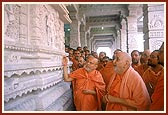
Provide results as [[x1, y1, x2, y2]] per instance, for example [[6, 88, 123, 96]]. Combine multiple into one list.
[[3, 4, 73, 111], [70, 19, 81, 49], [143, 4, 164, 51]]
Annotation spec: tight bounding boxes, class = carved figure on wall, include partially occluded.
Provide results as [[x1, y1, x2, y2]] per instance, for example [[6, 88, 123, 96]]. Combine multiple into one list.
[[4, 4, 15, 33], [46, 13, 56, 46]]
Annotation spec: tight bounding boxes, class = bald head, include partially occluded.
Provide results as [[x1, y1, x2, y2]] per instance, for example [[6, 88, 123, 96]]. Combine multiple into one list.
[[143, 49, 151, 55], [87, 55, 99, 65], [119, 52, 131, 64], [113, 52, 131, 75], [140, 49, 151, 64], [84, 55, 99, 72]]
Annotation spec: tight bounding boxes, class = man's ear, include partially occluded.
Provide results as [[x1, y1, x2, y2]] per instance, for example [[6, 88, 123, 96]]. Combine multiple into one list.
[[125, 60, 130, 67], [95, 64, 98, 68]]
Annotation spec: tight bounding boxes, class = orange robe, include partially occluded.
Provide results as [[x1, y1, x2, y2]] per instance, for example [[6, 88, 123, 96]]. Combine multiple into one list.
[[134, 64, 149, 77], [142, 67, 164, 110], [69, 68, 106, 111], [99, 61, 114, 86], [132, 63, 141, 70], [97, 61, 104, 71], [149, 74, 164, 110], [106, 67, 151, 111], [71, 58, 79, 71]]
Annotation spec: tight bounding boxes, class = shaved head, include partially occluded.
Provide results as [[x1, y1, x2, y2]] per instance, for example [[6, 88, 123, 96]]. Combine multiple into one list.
[[119, 52, 131, 64], [143, 49, 151, 55], [141, 49, 151, 64], [113, 52, 131, 75], [84, 55, 99, 72], [88, 55, 99, 65]]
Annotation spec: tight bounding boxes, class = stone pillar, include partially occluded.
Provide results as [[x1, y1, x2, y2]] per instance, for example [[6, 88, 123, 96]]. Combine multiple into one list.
[[127, 5, 142, 53], [120, 20, 127, 52], [116, 29, 121, 50], [80, 24, 87, 48], [70, 19, 81, 49], [143, 4, 164, 51], [87, 32, 91, 50]]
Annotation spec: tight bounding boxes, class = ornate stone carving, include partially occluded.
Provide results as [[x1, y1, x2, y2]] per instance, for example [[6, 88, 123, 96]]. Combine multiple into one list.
[[7, 53, 21, 63], [4, 69, 64, 102], [150, 39, 163, 50], [149, 31, 164, 38], [149, 14, 164, 30], [4, 82, 72, 111], [4, 4, 72, 111], [4, 4, 20, 42]]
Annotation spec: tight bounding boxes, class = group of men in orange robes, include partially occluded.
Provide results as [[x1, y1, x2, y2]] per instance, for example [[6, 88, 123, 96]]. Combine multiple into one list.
[[62, 42, 164, 111]]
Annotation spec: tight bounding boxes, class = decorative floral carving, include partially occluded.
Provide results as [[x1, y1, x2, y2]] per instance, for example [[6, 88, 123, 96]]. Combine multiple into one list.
[[149, 14, 164, 30], [7, 53, 20, 63]]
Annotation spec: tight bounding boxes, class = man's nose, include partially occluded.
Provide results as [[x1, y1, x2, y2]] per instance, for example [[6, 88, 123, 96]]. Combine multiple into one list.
[[113, 60, 116, 64]]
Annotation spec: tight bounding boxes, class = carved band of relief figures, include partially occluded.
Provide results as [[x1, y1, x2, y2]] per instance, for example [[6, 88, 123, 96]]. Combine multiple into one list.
[[5, 82, 71, 111], [4, 70, 64, 102]]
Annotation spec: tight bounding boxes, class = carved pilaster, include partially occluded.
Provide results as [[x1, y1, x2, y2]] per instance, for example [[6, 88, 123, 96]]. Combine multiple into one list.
[[120, 20, 127, 52], [4, 4, 24, 43], [143, 4, 164, 50], [80, 24, 87, 48], [70, 19, 81, 48]]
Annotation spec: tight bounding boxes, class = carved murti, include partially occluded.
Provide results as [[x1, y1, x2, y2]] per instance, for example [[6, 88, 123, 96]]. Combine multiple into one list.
[[3, 4, 72, 111]]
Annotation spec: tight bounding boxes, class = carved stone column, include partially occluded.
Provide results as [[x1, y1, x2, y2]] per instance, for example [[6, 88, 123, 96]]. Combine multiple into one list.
[[116, 29, 121, 49], [127, 5, 142, 53], [143, 4, 164, 51], [70, 19, 81, 49], [120, 20, 127, 52], [80, 24, 87, 48], [86, 32, 91, 50]]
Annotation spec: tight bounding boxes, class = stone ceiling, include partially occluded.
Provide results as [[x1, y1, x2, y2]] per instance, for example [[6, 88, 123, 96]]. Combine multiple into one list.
[[65, 4, 130, 49]]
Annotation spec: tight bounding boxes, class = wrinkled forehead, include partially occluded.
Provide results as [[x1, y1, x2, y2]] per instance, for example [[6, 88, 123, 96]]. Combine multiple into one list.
[[116, 52, 131, 61], [115, 52, 124, 59], [78, 57, 84, 61], [143, 50, 151, 55], [88, 56, 98, 63]]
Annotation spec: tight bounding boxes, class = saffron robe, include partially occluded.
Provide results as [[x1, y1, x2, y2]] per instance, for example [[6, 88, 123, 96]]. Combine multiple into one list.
[[106, 67, 151, 111], [97, 61, 104, 71], [71, 58, 79, 71], [134, 64, 149, 77], [132, 63, 141, 70], [149, 74, 164, 110], [69, 68, 106, 111], [99, 61, 114, 86], [142, 67, 164, 110]]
